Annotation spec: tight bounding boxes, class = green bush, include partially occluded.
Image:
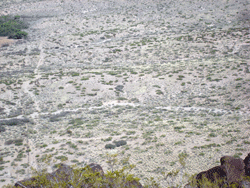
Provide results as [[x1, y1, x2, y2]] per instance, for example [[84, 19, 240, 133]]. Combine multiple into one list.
[[8, 30, 27, 39], [0, 15, 28, 39], [3, 164, 141, 188], [105, 144, 116, 149], [113, 140, 127, 147]]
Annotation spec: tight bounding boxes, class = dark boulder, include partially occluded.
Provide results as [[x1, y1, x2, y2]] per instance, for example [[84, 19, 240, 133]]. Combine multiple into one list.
[[220, 156, 235, 165], [192, 154, 250, 188], [105, 143, 116, 149], [115, 85, 124, 92], [14, 164, 73, 188], [48, 163, 73, 182], [87, 163, 104, 176], [113, 140, 127, 147], [220, 156, 245, 187], [15, 177, 37, 188], [124, 180, 143, 188], [196, 165, 227, 188], [244, 153, 250, 177], [15, 163, 101, 188]]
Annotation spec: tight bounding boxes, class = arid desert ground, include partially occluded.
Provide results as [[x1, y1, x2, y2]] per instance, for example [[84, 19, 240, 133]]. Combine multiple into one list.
[[0, 0, 250, 187]]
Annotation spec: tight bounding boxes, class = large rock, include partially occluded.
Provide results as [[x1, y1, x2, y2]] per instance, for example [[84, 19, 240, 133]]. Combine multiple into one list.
[[244, 153, 250, 177], [196, 165, 227, 188], [220, 156, 245, 187], [87, 163, 104, 175], [15, 164, 74, 188], [192, 154, 250, 188]]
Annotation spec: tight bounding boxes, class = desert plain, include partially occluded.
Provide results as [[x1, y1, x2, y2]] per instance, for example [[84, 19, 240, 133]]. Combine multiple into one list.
[[0, 0, 250, 187]]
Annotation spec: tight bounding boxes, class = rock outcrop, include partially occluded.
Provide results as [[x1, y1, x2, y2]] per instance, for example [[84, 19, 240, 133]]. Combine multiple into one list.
[[244, 153, 250, 177], [196, 165, 227, 187], [220, 156, 245, 187], [186, 153, 250, 188]]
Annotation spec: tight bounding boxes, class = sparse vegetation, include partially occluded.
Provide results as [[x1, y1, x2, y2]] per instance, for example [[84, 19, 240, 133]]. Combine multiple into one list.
[[0, 0, 249, 187]]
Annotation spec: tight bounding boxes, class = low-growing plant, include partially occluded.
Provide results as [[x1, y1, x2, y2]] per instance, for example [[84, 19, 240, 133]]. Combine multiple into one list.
[[113, 140, 127, 147], [102, 137, 112, 142], [5, 138, 23, 146], [105, 144, 116, 149], [156, 90, 163, 95]]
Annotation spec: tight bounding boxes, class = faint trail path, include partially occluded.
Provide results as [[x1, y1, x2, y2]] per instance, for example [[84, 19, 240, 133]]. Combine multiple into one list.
[[22, 81, 41, 113], [20, 39, 45, 176], [34, 40, 44, 75], [22, 39, 45, 114], [0, 102, 249, 122], [52, 134, 124, 142]]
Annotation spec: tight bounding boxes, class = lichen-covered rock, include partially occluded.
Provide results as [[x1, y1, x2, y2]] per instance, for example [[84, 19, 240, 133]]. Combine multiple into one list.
[[196, 165, 227, 188], [87, 163, 104, 176], [113, 140, 127, 147], [220, 156, 245, 187], [192, 154, 250, 188]]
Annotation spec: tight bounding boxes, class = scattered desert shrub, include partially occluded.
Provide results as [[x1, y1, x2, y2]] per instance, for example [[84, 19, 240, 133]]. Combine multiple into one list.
[[0, 118, 29, 126], [105, 144, 116, 149], [55, 155, 68, 162], [4, 163, 141, 188], [113, 140, 127, 147], [66, 129, 72, 134], [4, 138, 23, 146], [102, 137, 112, 142], [69, 118, 84, 126]]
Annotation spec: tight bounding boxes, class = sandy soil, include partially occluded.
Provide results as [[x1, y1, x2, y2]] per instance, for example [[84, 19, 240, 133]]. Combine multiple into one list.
[[0, 37, 15, 48]]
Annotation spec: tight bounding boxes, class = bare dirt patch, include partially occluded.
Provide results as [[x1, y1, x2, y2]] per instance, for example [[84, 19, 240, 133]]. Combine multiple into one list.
[[0, 37, 15, 47]]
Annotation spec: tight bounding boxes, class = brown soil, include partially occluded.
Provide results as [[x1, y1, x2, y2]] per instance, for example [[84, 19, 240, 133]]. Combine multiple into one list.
[[0, 36, 15, 47]]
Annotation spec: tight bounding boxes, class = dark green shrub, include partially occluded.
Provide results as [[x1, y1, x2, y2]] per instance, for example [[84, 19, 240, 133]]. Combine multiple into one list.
[[113, 140, 127, 147], [9, 31, 27, 39], [0, 118, 29, 126], [102, 137, 112, 142], [4, 163, 141, 188], [55, 155, 68, 162], [0, 15, 28, 39], [105, 144, 116, 149], [66, 129, 72, 134]]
